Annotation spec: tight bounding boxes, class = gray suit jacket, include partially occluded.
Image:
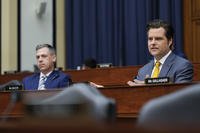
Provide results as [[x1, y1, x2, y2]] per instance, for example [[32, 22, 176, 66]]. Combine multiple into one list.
[[136, 52, 193, 83]]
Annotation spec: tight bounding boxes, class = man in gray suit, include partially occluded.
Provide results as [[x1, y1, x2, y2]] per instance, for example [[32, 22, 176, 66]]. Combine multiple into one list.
[[127, 19, 193, 85]]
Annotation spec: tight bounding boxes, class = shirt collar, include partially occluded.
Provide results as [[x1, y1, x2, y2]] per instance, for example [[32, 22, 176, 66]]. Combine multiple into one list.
[[40, 71, 53, 78], [154, 50, 172, 65]]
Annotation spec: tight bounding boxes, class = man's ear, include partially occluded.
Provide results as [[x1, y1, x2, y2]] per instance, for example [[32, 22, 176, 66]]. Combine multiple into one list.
[[168, 38, 173, 48], [52, 55, 56, 62]]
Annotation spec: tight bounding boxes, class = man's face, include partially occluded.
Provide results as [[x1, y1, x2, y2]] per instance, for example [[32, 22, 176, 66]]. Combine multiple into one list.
[[147, 27, 172, 60], [36, 47, 56, 74]]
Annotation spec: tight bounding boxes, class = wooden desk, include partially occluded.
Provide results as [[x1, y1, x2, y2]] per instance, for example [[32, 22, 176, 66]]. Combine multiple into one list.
[[0, 117, 142, 133], [0, 63, 200, 85], [0, 83, 194, 119], [0, 65, 141, 85], [0, 83, 199, 133], [99, 83, 194, 118]]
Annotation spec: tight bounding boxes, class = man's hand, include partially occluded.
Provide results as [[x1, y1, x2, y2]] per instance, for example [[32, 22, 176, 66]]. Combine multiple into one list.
[[89, 82, 104, 88], [127, 79, 145, 86]]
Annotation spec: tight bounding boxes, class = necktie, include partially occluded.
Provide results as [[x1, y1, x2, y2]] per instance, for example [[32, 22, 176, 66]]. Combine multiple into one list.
[[152, 61, 161, 78], [38, 76, 47, 90]]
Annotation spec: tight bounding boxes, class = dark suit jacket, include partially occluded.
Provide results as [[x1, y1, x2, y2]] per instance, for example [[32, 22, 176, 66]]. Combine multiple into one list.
[[22, 70, 72, 90], [136, 52, 193, 83]]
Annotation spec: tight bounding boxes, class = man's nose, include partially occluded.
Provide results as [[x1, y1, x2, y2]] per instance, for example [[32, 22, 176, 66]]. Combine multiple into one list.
[[38, 57, 43, 62], [150, 39, 157, 45], [151, 38, 156, 43]]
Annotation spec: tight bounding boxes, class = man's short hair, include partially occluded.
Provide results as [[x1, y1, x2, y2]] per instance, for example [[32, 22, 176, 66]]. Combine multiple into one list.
[[84, 58, 97, 68], [36, 44, 56, 55], [147, 19, 174, 41]]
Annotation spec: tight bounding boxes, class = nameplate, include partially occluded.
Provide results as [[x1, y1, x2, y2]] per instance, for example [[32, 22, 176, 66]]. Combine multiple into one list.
[[5, 85, 23, 91], [145, 77, 170, 84], [97, 63, 112, 68]]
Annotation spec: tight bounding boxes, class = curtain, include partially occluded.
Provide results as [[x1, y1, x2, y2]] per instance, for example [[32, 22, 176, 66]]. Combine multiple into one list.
[[65, 0, 183, 69]]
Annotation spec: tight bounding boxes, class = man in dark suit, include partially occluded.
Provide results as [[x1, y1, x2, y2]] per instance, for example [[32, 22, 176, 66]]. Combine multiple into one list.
[[127, 19, 193, 85], [22, 44, 72, 90]]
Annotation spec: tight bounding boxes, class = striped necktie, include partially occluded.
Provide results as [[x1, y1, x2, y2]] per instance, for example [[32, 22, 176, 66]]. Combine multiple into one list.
[[38, 76, 47, 90], [152, 61, 161, 78]]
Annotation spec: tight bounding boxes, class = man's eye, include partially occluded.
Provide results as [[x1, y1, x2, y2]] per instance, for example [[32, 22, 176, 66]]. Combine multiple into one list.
[[42, 55, 47, 58], [156, 37, 163, 40]]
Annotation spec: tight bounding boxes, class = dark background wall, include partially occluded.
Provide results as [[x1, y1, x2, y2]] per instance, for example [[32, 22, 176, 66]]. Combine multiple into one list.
[[65, 0, 184, 69]]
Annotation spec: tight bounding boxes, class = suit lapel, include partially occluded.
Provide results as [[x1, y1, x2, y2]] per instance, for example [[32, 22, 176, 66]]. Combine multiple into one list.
[[33, 73, 40, 89], [159, 53, 176, 77], [45, 71, 59, 87], [147, 60, 154, 78]]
